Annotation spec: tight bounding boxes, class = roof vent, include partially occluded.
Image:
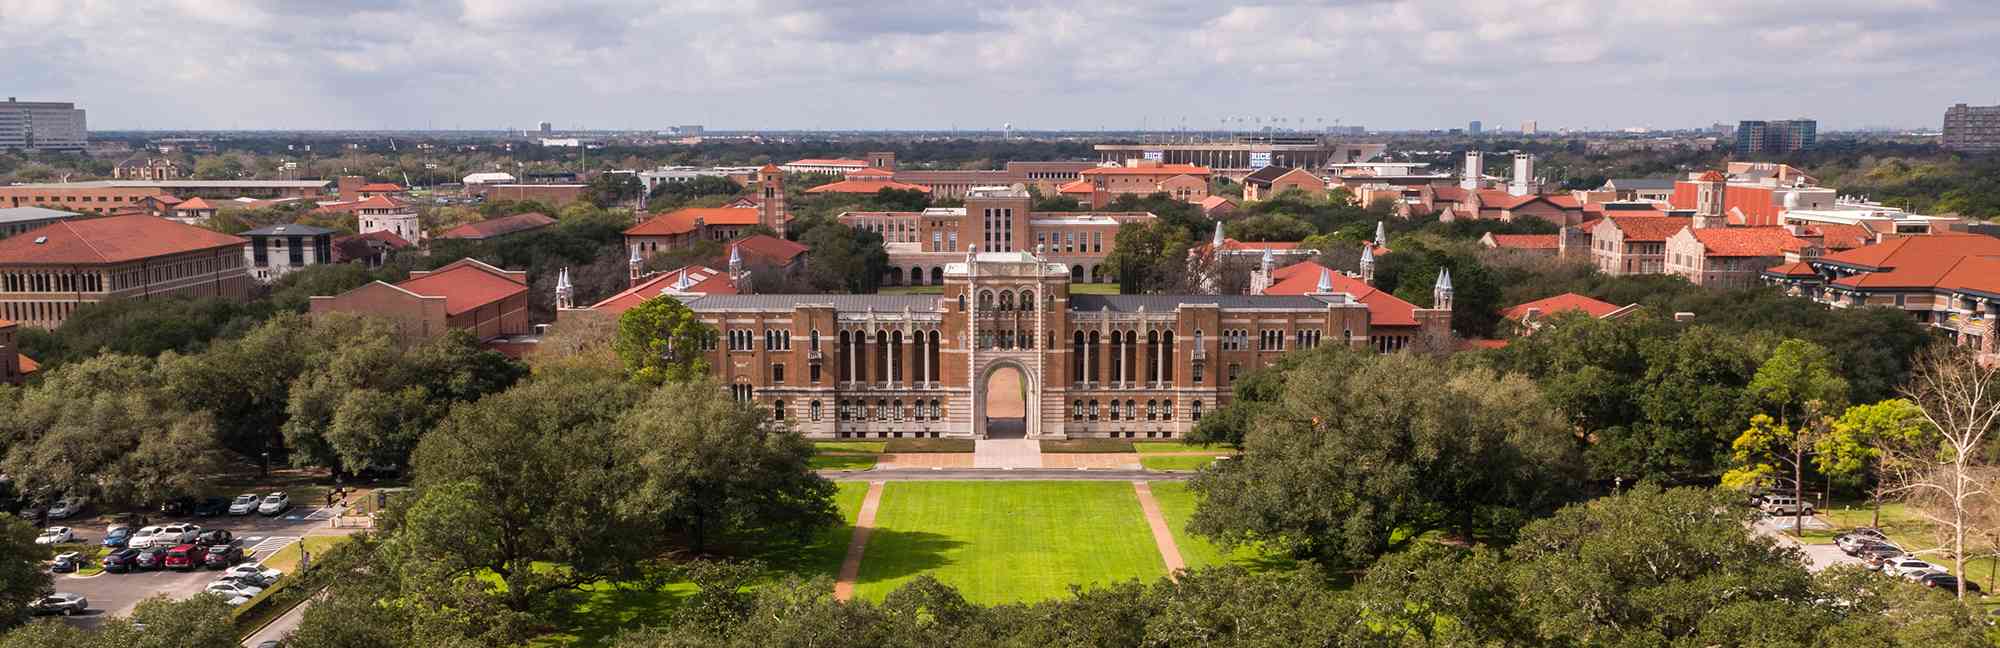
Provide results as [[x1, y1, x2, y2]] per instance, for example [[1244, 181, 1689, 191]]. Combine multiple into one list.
[[32, 236, 46, 245]]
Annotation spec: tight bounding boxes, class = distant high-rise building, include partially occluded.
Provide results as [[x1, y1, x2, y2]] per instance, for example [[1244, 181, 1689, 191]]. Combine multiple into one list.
[[1468, 120, 1483, 135], [673, 125, 704, 136], [538, 121, 553, 134], [1942, 103, 2000, 152], [1735, 119, 1816, 156], [1521, 120, 1538, 135], [0, 97, 87, 152]]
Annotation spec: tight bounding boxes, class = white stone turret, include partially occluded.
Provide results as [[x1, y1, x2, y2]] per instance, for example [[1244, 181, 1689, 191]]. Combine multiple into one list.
[[1373, 221, 1387, 249], [628, 247, 643, 284], [1259, 247, 1274, 275], [1433, 268, 1454, 311], [1359, 244, 1376, 285], [1211, 220, 1225, 249], [1315, 268, 1333, 294], [554, 267, 574, 310]]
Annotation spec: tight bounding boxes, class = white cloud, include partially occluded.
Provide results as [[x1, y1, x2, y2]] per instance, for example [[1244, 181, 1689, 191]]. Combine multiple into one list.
[[0, 0, 1993, 130]]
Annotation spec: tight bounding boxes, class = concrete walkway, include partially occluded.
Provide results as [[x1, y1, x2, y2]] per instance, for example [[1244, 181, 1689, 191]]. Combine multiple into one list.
[[1131, 481, 1186, 578], [972, 438, 1043, 469], [833, 481, 887, 601], [1751, 515, 1862, 572]]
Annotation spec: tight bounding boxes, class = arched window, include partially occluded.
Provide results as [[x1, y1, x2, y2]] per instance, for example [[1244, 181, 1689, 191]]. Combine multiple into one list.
[[1088, 399, 1100, 421], [1020, 290, 1035, 311], [1192, 400, 1203, 421], [958, 293, 967, 311], [1125, 400, 1136, 420], [1110, 402, 1120, 421], [892, 399, 903, 421], [933, 399, 944, 420], [838, 400, 850, 421], [773, 400, 786, 421], [1073, 400, 1084, 421], [876, 399, 888, 421], [998, 290, 1014, 311], [1162, 399, 1173, 421], [810, 400, 822, 421], [978, 290, 994, 310], [1147, 399, 1158, 420]]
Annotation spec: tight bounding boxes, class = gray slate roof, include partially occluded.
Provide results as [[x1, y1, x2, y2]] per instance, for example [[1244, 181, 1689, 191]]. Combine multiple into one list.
[[1069, 294, 1334, 312], [0, 206, 79, 224], [240, 224, 339, 237], [686, 294, 942, 312]]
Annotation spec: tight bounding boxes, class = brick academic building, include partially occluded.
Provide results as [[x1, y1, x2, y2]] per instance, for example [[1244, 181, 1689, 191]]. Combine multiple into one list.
[[597, 251, 1451, 440]]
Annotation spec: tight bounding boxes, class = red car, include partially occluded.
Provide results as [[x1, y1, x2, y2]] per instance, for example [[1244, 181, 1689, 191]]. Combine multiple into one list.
[[162, 544, 200, 570]]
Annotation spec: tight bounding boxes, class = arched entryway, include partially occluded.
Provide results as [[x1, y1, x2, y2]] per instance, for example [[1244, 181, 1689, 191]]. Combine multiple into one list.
[[976, 361, 1034, 439]]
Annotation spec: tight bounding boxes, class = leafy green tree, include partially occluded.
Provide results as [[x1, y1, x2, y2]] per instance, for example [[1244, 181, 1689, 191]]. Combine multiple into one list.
[[398, 367, 650, 624], [1224, 213, 1315, 242], [1190, 349, 1580, 568], [584, 172, 644, 208], [1817, 398, 1925, 527], [616, 379, 838, 554], [1729, 339, 1850, 532], [871, 187, 929, 211], [15, 296, 272, 370], [283, 328, 526, 473], [613, 296, 717, 385], [0, 355, 219, 508], [649, 175, 742, 204], [1101, 220, 1193, 294], [1373, 237, 1504, 337], [0, 515, 50, 631]]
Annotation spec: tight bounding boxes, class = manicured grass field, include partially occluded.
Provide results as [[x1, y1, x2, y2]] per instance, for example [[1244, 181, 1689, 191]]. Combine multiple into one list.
[[1133, 441, 1231, 454], [809, 454, 880, 471], [1146, 482, 1295, 573], [533, 482, 872, 646], [1068, 282, 1121, 294], [1141, 455, 1231, 471], [1039, 438, 1134, 453], [882, 438, 975, 453], [854, 481, 1166, 604], [814, 441, 887, 454]]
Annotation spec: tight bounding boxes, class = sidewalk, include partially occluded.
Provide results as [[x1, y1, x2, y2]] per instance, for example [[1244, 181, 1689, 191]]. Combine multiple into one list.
[[1751, 515, 1860, 572]]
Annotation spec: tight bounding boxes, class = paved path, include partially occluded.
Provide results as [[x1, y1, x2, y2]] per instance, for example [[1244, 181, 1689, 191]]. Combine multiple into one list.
[[1042, 453, 1142, 469], [1751, 515, 1862, 572], [822, 468, 1190, 481], [878, 453, 975, 469], [1131, 481, 1186, 578], [241, 591, 323, 647], [973, 438, 1043, 468], [833, 481, 887, 601]]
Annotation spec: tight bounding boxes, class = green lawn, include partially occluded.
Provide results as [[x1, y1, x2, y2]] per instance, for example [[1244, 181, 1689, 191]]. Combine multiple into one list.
[[854, 482, 1165, 604], [1069, 283, 1121, 294], [1811, 501, 2000, 586], [534, 482, 872, 646], [1146, 482, 1296, 573], [809, 454, 880, 471], [814, 441, 887, 454], [1133, 442, 1232, 454], [1039, 439, 1134, 453], [1142, 455, 1231, 471]]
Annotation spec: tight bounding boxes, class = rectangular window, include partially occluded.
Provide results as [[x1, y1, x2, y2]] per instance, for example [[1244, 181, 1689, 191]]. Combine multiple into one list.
[[772, 364, 785, 384]]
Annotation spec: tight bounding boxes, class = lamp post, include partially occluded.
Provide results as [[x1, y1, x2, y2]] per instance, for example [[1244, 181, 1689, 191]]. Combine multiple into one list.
[[260, 451, 269, 478]]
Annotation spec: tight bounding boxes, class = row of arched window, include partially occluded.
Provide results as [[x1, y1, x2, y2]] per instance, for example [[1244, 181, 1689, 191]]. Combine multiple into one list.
[[1071, 399, 1179, 422], [836, 398, 945, 422], [973, 289, 1038, 311]]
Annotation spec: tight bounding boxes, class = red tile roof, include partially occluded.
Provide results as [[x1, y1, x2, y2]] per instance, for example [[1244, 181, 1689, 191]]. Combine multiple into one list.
[[1821, 235, 2000, 290], [439, 212, 556, 240], [1057, 180, 1093, 195], [1432, 186, 1468, 203], [626, 207, 763, 237], [176, 197, 216, 211], [0, 215, 246, 264], [1080, 164, 1211, 177], [395, 259, 528, 316], [1605, 216, 1692, 242], [845, 167, 894, 178], [358, 183, 405, 192], [1476, 190, 1538, 210], [1807, 223, 1873, 251], [16, 353, 37, 375], [1503, 293, 1622, 321], [589, 265, 735, 314], [804, 179, 932, 194], [1487, 234, 1560, 249], [1764, 261, 1818, 277], [727, 234, 809, 266], [1690, 227, 1805, 257], [1821, 234, 2000, 272], [1263, 261, 1419, 326], [314, 195, 409, 213], [1698, 170, 1727, 182], [1199, 196, 1237, 210]]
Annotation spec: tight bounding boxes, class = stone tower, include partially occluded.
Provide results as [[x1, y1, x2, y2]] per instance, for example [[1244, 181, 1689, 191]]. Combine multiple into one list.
[[1693, 170, 1727, 229], [756, 164, 788, 238], [1433, 268, 1454, 311], [1359, 244, 1375, 285]]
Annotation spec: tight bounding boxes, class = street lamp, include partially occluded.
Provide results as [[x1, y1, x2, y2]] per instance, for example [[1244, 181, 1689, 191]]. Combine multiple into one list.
[[260, 451, 270, 478]]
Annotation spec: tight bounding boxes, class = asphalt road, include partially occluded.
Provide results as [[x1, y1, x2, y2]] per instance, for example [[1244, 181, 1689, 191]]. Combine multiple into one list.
[[49, 506, 334, 630]]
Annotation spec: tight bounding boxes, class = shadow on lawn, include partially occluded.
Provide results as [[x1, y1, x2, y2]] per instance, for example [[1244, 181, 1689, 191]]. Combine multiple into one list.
[[849, 529, 965, 587]]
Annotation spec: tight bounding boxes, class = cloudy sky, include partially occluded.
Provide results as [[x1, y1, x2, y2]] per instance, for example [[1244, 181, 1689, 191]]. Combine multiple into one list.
[[4, 0, 1995, 132]]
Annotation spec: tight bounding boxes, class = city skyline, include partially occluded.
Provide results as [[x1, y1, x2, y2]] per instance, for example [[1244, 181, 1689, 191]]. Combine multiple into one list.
[[3, 0, 1998, 132]]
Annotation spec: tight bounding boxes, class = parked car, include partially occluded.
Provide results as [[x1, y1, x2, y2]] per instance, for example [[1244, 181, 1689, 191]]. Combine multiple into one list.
[[162, 544, 200, 570], [1761, 496, 1815, 516], [221, 564, 282, 587], [257, 492, 290, 516], [227, 496, 260, 516], [157, 523, 201, 545], [134, 547, 167, 570], [34, 526, 74, 546], [203, 542, 245, 569], [1920, 573, 1984, 594], [192, 497, 231, 517], [101, 526, 132, 549], [1838, 535, 1902, 556], [102, 548, 141, 573], [127, 526, 164, 550], [30, 593, 87, 616], [50, 551, 81, 573], [194, 529, 233, 547], [204, 580, 264, 599], [1884, 557, 1946, 578], [1861, 546, 1909, 569], [46, 496, 87, 520], [159, 496, 195, 517]]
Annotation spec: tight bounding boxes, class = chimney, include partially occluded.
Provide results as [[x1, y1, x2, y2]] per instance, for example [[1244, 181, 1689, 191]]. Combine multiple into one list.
[[1509, 153, 1537, 197]]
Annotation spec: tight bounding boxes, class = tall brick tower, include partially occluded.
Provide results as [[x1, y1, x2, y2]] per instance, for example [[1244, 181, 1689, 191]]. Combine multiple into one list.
[[756, 164, 788, 238]]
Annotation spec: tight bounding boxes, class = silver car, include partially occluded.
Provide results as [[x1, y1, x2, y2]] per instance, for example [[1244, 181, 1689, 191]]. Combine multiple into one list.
[[32, 593, 87, 616], [227, 493, 260, 516]]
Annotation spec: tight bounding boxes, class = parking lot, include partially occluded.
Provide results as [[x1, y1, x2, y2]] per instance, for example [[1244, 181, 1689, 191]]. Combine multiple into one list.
[[43, 505, 337, 628]]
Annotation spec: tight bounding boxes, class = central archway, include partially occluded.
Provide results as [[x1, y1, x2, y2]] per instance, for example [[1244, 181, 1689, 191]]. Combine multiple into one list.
[[978, 362, 1031, 439]]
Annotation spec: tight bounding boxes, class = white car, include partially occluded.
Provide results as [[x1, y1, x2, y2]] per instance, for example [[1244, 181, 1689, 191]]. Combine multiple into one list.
[[221, 564, 283, 587], [1883, 558, 1945, 578], [46, 496, 87, 519], [157, 523, 201, 545], [205, 581, 264, 599], [227, 494, 260, 516], [257, 492, 290, 516], [33, 526, 74, 545], [127, 525, 164, 550]]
